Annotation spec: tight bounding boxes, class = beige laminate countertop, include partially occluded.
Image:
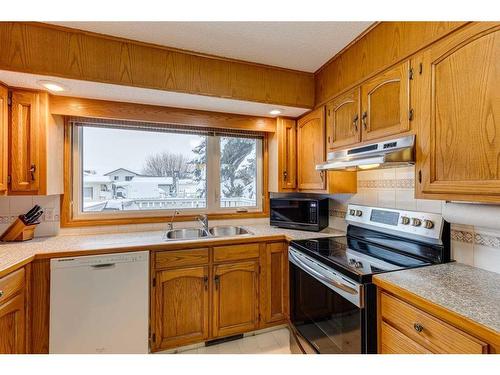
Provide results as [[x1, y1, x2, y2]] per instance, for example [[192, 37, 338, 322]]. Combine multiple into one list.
[[374, 263, 500, 334], [0, 224, 344, 277]]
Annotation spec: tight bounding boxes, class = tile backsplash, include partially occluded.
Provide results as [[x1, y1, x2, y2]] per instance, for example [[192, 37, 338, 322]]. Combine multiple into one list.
[[328, 166, 500, 274], [0, 195, 61, 237]]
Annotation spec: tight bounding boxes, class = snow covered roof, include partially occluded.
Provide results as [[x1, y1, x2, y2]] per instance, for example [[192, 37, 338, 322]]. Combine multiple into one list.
[[83, 174, 111, 184], [104, 168, 141, 176]]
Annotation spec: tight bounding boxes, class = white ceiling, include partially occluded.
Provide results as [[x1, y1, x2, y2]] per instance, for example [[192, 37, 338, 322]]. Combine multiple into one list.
[[0, 70, 308, 117], [48, 22, 373, 72]]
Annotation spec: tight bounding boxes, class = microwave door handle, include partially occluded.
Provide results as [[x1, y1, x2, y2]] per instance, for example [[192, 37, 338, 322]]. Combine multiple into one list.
[[289, 250, 358, 296]]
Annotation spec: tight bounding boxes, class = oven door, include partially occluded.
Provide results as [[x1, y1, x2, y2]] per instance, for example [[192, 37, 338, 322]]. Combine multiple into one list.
[[289, 247, 364, 354]]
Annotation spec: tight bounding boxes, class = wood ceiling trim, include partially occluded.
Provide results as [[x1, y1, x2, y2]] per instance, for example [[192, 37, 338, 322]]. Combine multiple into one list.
[[0, 22, 314, 109]]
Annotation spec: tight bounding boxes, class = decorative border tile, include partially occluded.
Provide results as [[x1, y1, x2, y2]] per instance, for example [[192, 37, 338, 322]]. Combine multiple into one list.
[[329, 209, 347, 218], [452, 229, 500, 249], [358, 179, 414, 189], [0, 214, 59, 224]]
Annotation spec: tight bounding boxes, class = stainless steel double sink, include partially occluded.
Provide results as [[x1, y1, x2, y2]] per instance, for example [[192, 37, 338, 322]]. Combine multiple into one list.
[[163, 225, 251, 241]]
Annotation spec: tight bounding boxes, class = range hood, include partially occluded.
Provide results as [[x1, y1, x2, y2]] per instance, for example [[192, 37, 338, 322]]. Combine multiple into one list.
[[316, 135, 415, 171]]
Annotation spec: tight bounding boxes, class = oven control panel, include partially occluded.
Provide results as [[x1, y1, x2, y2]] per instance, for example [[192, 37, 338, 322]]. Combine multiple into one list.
[[346, 204, 444, 240]]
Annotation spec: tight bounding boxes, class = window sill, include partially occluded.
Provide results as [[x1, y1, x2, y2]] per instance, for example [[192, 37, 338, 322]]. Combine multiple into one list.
[[60, 211, 269, 228]]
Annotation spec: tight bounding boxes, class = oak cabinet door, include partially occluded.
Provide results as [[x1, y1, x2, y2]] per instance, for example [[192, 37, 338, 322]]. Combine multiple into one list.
[[416, 23, 500, 200], [297, 107, 326, 190], [326, 87, 361, 150], [154, 266, 209, 350], [277, 118, 297, 190], [212, 261, 259, 338], [9, 90, 40, 193], [260, 242, 288, 326], [360, 61, 410, 142], [0, 84, 7, 194], [0, 292, 26, 354]]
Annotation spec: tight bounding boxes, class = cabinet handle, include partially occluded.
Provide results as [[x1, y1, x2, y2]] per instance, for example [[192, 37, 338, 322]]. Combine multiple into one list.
[[30, 164, 36, 181], [203, 276, 208, 290], [214, 275, 220, 290], [352, 114, 359, 132], [320, 170, 325, 181], [0, 290, 3, 298], [283, 170, 288, 181], [413, 323, 424, 333], [362, 111, 367, 130]]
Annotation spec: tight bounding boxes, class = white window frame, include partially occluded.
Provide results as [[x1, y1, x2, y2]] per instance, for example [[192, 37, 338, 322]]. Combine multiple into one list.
[[71, 126, 263, 221]]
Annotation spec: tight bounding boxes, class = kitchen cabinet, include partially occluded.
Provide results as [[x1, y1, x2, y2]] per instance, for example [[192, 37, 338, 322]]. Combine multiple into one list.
[[297, 107, 327, 190], [9, 89, 63, 195], [260, 242, 288, 326], [277, 117, 297, 190], [0, 84, 7, 194], [415, 22, 500, 203], [326, 87, 361, 150], [212, 261, 259, 338], [377, 291, 490, 354], [154, 266, 210, 350], [360, 61, 411, 142], [0, 268, 27, 354]]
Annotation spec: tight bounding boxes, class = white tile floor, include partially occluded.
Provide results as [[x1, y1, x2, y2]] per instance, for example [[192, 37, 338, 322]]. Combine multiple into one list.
[[163, 327, 292, 354]]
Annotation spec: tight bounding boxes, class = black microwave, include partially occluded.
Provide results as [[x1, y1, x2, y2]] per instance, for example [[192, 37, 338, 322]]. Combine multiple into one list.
[[270, 197, 329, 232]]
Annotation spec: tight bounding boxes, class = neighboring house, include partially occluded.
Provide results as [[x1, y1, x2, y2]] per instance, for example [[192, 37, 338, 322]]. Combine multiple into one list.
[[104, 168, 141, 182], [176, 178, 198, 198], [82, 172, 112, 202], [114, 176, 174, 199]]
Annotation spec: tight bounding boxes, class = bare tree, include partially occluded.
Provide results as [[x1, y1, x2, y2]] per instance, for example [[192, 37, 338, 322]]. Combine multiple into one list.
[[142, 152, 192, 178]]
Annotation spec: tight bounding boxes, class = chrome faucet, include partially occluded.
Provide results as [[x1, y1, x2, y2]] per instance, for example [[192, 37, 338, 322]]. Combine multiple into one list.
[[197, 214, 209, 233], [167, 210, 180, 231]]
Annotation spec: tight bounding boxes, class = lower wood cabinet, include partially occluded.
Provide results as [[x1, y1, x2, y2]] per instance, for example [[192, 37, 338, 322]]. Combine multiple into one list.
[[151, 241, 288, 352], [0, 267, 27, 354], [377, 289, 493, 354], [212, 261, 259, 337], [153, 266, 209, 350], [0, 83, 7, 195]]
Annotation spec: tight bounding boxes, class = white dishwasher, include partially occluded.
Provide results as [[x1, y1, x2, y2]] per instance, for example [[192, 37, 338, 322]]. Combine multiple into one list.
[[50, 251, 149, 354]]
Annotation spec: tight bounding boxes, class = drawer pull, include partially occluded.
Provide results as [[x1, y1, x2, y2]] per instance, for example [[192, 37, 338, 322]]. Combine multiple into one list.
[[0, 290, 3, 298], [413, 323, 424, 333]]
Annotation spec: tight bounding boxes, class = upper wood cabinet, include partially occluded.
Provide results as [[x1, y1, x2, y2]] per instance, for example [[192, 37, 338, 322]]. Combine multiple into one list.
[[153, 266, 209, 350], [415, 23, 500, 203], [8, 89, 63, 195], [212, 261, 259, 338], [326, 87, 361, 151], [297, 107, 327, 191], [360, 61, 411, 142], [0, 84, 7, 194], [277, 117, 297, 190]]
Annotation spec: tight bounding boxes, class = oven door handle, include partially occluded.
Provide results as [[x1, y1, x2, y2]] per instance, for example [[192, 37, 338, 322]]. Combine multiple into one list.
[[289, 249, 360, 297]]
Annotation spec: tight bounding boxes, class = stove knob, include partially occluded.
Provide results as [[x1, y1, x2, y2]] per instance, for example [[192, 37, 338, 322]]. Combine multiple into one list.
[[354, 261, 363, 269], [355, 210, 363, 217], [424, 220, 434, 229], [412, 218, 422, 227], [401, 216, 410, 225], [349, 209, 356, 216]]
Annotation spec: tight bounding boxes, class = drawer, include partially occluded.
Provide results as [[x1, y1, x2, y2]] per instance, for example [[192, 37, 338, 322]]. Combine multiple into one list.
[[0, 268, 25, 304], [380, 321, 432, 354], [155, 248, 209, 269], [213, 243, 260, 262], [380, 292, 488, 354]]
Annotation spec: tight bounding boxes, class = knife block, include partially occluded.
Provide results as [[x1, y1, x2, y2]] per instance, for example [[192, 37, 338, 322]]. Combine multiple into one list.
[[0, 216, 38, 242]]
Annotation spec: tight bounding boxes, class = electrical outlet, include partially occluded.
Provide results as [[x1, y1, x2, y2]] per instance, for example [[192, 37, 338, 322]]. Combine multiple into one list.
[[44, 208, 55, 222]]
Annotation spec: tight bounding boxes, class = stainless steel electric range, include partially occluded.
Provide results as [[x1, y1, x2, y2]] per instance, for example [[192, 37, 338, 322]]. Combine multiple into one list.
[[288, 204, 451, 354]]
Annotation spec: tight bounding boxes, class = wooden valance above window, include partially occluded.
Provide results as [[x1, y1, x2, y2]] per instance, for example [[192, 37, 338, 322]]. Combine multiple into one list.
[[50, 95, 276, 133]]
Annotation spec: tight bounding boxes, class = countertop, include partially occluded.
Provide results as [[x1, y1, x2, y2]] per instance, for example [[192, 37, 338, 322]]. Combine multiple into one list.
[[0, 224, 344, 277], [374, 263, 500, 334]]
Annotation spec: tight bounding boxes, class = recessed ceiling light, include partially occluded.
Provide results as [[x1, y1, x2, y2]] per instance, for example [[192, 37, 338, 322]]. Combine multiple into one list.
[[37, 80, 67, 92], [269, 109, 282, 115]]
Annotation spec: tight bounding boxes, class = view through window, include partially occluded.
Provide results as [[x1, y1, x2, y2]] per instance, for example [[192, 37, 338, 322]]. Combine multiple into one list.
[[77, 125, 261, 214]]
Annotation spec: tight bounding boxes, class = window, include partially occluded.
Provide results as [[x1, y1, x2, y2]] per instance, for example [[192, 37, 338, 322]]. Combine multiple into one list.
[[71, 122, 263, 220]]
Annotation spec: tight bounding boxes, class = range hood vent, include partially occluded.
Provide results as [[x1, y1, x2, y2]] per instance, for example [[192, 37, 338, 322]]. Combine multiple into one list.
[[316, 135, 415, 171]]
